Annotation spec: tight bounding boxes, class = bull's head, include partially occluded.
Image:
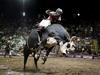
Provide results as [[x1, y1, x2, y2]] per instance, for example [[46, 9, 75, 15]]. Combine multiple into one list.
[[59, 36, 80, 56], [59, 40, 76, 56], [59, 41, 70, 55]]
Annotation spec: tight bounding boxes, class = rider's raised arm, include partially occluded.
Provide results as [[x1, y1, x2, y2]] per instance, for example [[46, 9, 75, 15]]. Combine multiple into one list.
[[45, 9, 52, 15]]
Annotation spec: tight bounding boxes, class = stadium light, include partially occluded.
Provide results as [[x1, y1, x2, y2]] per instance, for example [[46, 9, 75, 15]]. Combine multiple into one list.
[[22, 12, 26, 16], [77, 13, 80, 16]]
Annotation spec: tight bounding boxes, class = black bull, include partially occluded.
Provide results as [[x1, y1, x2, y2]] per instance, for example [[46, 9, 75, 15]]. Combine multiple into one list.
[[23, 24, 70, 70]]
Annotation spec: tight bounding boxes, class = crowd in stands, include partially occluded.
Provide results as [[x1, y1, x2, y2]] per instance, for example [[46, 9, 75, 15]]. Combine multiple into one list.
[[0, 14, 95, 37], [0, 13, 99, 52], [0, 15, 96, 35]]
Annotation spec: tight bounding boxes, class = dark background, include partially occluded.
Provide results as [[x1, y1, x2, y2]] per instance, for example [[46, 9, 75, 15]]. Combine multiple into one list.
[[0, 0, 100, 20], [0, 0, 100, 46]]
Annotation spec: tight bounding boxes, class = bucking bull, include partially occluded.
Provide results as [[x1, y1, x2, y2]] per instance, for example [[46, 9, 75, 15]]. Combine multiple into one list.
[[23, 24, 71, 70]]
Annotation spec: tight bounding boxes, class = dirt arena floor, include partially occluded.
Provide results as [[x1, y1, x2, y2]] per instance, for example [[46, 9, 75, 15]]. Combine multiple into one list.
[[0, 56, 100, 75]]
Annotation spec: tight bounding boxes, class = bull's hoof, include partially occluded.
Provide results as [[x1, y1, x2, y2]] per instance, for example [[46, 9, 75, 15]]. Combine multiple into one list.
[[81, 55, 83, 58], [41, 60, 46, 64], [73, 55, 76, 58], [92, 56, 94, 59], [41, 57, 47, 64]]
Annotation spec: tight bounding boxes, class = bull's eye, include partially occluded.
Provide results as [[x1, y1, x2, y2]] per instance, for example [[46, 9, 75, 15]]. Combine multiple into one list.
[[67, 44, 70, 48]]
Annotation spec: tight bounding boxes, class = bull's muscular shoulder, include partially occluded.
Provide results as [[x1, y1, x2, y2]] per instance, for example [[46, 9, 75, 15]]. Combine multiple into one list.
[[47, 24, 62, 27], [27, 29, 40, 48], [46, 24, 66, 34], [45, 24, 70, 42]]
